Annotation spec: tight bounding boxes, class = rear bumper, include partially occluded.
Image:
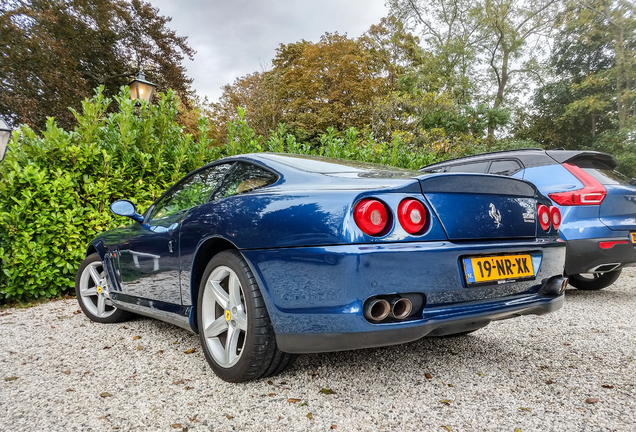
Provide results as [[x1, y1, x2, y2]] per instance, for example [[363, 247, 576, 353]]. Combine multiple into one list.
[[565, 237, 636, 275], [276, 292, 563, 353], [242, 239, 566, 354]]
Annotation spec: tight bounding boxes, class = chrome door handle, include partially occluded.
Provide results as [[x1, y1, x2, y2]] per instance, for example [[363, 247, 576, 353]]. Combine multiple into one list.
[[168, 240, 175, 253]]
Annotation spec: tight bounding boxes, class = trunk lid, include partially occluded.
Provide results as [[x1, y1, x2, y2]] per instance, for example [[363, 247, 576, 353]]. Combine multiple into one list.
[[418, 174, 539, 240]]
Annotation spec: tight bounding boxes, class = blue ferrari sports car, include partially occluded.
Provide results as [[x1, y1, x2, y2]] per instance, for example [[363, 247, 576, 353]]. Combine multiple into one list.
[[76, 153, 567, 382]]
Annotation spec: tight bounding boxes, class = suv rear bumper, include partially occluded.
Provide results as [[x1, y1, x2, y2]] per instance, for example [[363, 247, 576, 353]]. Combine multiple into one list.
[[565, 237, 636, 275]]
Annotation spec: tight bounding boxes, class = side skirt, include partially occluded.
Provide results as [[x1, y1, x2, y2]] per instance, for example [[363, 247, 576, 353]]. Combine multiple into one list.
[[110, 292, 194, 333]]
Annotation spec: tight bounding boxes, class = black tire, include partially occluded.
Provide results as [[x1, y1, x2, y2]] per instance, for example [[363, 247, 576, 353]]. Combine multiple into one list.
[[75, 253, 131, 323], [197, 250, 295, 382], [568, 270, 622, 290]]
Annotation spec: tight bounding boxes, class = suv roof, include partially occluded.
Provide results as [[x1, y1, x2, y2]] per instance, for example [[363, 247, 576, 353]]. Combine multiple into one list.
[[420, 148, 618, 171]]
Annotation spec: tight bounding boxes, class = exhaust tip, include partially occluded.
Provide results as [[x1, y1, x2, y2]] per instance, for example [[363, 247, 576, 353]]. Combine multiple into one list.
[[390, 298, 413, 320], [364, 298, 391, 322]]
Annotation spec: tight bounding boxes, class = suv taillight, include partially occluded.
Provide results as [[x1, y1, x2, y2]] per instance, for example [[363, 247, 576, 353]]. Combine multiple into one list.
[[354, 199, 388, 236], [548, 163, 606, 206]]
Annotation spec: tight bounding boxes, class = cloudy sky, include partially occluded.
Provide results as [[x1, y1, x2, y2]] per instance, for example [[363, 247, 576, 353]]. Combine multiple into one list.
[[147, 0, 389, 102]]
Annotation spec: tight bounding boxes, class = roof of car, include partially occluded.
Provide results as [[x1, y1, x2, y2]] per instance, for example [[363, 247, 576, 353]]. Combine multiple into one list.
[[420, 148, 618, 171]]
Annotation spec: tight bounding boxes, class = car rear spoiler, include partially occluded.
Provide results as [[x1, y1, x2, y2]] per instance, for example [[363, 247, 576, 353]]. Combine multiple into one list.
[[546, 150, 618, 170]]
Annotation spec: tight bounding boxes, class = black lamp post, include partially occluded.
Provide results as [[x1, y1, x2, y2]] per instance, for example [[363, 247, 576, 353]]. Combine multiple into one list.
[[129, 70, 157, 105], [0, 116, 11, 162]]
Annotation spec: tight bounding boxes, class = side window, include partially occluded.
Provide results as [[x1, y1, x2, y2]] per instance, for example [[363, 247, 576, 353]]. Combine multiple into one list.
[[489, 160, 522, 176], [151, 163, 233, 220], [211, 162, 278, 201], [447, 162, 489, 173]]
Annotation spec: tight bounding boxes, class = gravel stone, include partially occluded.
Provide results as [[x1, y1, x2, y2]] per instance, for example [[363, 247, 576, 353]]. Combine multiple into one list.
[[1, 268, 634, 431]]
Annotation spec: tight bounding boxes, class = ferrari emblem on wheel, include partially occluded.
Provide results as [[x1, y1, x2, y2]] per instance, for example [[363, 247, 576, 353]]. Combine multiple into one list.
[[225, 309, 231, 321]]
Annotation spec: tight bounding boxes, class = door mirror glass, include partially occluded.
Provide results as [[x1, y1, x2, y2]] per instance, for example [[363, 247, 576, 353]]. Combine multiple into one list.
[[110, 200, 143, 222]]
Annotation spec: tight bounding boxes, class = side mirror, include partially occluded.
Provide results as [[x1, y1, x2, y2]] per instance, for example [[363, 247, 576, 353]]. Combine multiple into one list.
[[110, 200, 144, 222]]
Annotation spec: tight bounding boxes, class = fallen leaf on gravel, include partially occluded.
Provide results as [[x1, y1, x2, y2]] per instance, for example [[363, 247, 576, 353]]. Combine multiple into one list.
[[51, 326, 55, 329], [0, 312, 12, 316], [173, 380, 185, 385], [448, 384, 454, 387], [84, 371, 90, 374], [189, 415, 199, 423], [476, 372, 485, 376], [298, 402, 308, 407], [73, 310, 81, 315], [545, 379, 554, 384], [267, 380, 274, 385], [540, 365, 548, 370], [280, 381, 287, 385], [320, 388, 336, 394], [184, 386, 194, 390], [100, 392, 113, 398], [424, 373, 432, 379], [133, 336, 141, 340], [514, 429, 522, 432], [63, 370, 71, 375], [287, 398, 301, 403], [278, 416, 283, 420], [586, 398, 599, 404], [4, 376, 18, 381], [66, 389, 74, 392], [136, 345, 143, 350], [519, 407, 531, 412], [442, 426, 452, 431], [225, 415, 234, 419], [171, 424, 181, 428], [268, 393, 276, 397], [98, 415, 111, 420], [104, 346, 111, 349], [440, 400, 451, 405], [184, 348, 195, 354], [156, 350, 164, 354], [306, 413, 313, 419], [120, 326, 127, 329], [8, 351, 16, 355], [563, 342, 571, 346], [173, 341, 179, 344], [602, 384, 614, 389], [331, 426, 337, 429]]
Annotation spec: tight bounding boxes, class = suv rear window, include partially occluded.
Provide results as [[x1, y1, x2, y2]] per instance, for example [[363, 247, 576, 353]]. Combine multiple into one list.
[[574, 160, 630, 185]]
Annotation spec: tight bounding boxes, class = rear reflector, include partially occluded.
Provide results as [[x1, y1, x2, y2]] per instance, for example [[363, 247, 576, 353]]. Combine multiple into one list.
[[537, 204, 551, 231], [398, 199, 427, 234], [549, 206, 561, 231], [354, 198, 388, 236], [599, 240, 629, 249], [548, 163, 607, 206]]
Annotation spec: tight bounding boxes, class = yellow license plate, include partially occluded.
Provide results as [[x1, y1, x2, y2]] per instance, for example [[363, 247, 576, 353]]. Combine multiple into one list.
[[463, 254, 534, 284], [631, 232, 636, 243]]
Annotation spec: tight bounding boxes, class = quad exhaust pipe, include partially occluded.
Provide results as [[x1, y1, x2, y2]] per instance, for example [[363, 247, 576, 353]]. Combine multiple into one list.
[[364, 297, 413, 323]]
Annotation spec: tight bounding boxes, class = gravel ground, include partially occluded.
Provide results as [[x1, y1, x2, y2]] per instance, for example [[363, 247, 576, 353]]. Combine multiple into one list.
[[1, 268, 634, 432]]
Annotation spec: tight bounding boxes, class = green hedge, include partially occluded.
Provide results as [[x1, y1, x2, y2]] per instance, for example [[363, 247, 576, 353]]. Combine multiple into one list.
[[0, 88, 219, 303]]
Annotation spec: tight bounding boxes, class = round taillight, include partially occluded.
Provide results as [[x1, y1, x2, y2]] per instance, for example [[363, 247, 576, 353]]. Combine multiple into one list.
[[550, 206, 561, 231], [537, 204, 551, 231], [398, 199, 427, 234], [354, 199, 388, 236]]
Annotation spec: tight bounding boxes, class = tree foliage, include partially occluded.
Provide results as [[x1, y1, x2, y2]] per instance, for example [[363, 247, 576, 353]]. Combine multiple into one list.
[[0, 0, 195, 130]]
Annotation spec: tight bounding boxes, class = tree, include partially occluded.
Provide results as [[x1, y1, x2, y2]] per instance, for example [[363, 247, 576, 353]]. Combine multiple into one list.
[[389, 0, 561, 137], [517, 0, 635, 148], [0, 0, 194, 130], [271, 33, 388, 144]]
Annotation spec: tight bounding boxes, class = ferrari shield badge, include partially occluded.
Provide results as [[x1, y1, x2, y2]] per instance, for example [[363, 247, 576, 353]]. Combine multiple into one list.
[[489, 203, 502, 228]]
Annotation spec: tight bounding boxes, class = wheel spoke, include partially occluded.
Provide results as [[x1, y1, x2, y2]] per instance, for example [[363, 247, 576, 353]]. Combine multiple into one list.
[[88, 266, 102, 285], [225, 325, 240, 365], [234, 310, 247, 331], [81, 287, 98, 297], [228, 273, 242, 310], [97, 295, 106, 316], [204, 316, 228, 339], [208, 280, 229, 309]]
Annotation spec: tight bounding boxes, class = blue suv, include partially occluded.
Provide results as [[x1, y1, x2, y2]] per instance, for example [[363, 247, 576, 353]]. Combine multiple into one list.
[[420, 149, 636, 290]]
